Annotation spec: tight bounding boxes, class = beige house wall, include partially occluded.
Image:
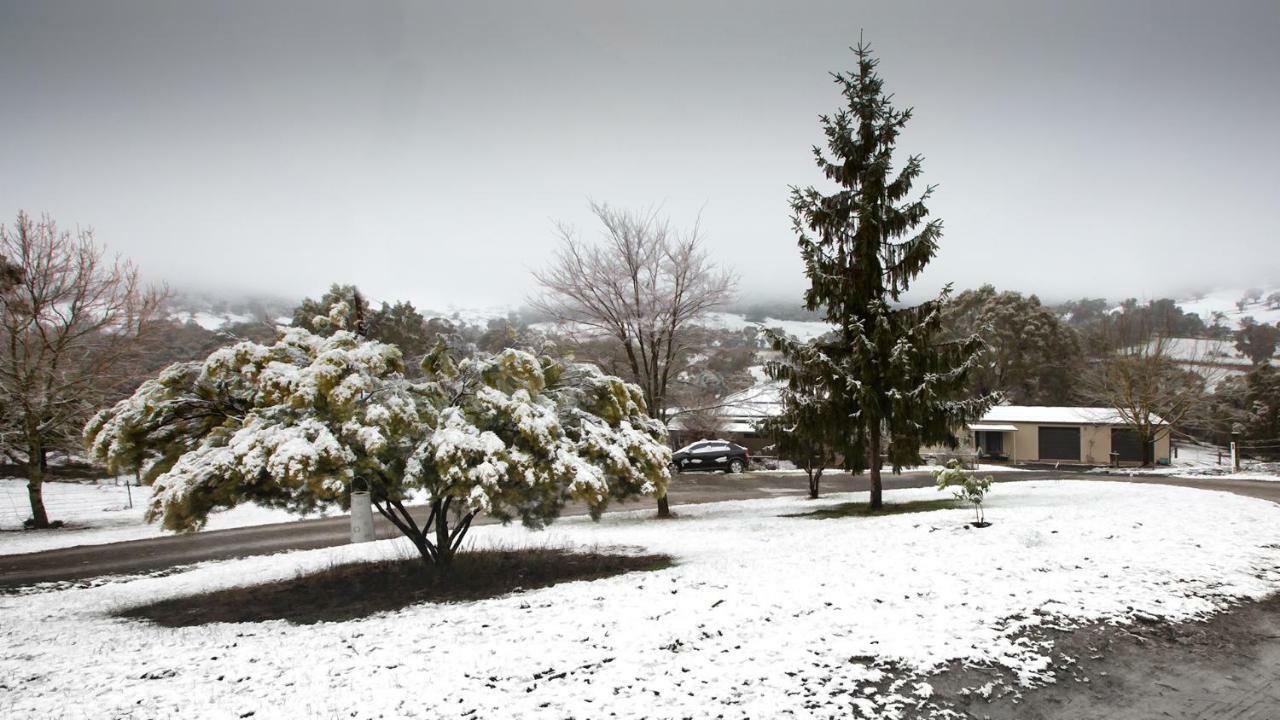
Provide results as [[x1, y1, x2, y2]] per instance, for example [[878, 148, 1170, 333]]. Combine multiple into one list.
[[999, 423, 1170, 465]]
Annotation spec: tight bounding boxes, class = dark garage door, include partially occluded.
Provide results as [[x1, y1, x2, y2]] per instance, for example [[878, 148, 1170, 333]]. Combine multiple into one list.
[[1111, 428, 1150, 462], [1038, 426, 1080, 461]]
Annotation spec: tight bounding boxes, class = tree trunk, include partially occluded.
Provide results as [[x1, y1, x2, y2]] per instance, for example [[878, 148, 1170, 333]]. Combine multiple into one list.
[[26, 437, 51, 528], [1141, 430, 1155, 467], [656, 493, 671, 519], [434, 503, 454, 570], [868, 430, 883, 510], [807, 463, 821, 499]]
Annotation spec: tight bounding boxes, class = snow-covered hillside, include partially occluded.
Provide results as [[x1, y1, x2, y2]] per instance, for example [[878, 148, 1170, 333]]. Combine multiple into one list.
[[1177, 286, 1280, 329], [164, 292, 296, 331], [694, 311, 833, 341], [530, 311, 833, 341]]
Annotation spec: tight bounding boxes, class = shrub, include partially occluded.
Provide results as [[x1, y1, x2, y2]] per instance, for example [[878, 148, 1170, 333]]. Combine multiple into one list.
[[933, 459, 993, 526]]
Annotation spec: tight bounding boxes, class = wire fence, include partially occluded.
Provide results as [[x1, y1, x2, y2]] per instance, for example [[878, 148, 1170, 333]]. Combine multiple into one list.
[[0, 479, 137, 529]]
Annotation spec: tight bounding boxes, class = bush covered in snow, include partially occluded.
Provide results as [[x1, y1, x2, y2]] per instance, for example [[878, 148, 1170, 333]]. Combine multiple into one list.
[[84, 305, 672, 567]]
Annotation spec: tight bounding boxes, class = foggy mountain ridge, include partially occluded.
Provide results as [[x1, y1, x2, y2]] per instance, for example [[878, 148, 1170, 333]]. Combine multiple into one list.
[[164, 283, 1280, 334]]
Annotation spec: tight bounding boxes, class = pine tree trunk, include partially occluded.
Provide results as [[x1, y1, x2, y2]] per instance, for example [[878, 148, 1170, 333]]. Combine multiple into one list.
[[656, 493, 671, 518], [868, 430, 883, 510], [26, 437, 50, 528]]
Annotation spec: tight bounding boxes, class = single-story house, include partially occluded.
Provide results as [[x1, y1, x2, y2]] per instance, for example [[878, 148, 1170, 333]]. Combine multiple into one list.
[[970, 406, 1170, 465]]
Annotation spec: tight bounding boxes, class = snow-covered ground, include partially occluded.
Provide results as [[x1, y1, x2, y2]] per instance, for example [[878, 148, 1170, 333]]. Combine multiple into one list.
[[169, 310, 255, 330], [1177, 286, 1280, 330], [3, 480, 1279, 719], [0, 479, 338, 555], [533, 312, 834, 342], [694, 311, 833, 341], [1089, 441, 1280, 483], [1171, 466, 1280, 482]]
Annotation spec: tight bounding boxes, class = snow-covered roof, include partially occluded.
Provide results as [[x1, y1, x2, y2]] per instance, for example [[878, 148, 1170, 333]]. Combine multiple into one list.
[[980, 405, 1167, 426]]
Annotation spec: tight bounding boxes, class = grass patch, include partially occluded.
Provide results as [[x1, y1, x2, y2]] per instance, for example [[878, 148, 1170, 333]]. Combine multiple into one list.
[[117, 548, 673, 627], [784, 498, 959, 519]]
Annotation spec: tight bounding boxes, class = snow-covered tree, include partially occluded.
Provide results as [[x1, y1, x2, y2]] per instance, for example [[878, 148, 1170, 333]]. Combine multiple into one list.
[[761, 341, 840, 499], [942, 285, 1083, 405], [1235, 318, 1280, 366], [777, 41, 994, 509], [84, 304, 671, 568]]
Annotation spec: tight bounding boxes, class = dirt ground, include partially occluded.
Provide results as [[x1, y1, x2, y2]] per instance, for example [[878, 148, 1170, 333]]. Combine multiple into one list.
[[118, 549, 673, 626], [929, 594, 1280, 719]]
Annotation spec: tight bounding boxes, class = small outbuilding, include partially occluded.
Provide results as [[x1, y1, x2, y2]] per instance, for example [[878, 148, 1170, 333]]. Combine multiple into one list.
[[970, 406, 1170, 466]]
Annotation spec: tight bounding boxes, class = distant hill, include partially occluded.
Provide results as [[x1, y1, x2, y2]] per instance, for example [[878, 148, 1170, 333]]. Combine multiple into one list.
[[1174, 286, 1280, 330], [164, 291, 296, 330]]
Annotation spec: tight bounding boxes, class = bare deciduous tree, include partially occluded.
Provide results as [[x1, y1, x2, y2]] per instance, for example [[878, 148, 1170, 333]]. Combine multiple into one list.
[[0, 212, 165, 527], [1082, 332, 1220, 466], [532, 202, 736, 518]]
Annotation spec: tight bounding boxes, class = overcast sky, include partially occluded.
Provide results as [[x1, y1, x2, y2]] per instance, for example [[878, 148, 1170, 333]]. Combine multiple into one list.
[[2, 1, 1278, 311]]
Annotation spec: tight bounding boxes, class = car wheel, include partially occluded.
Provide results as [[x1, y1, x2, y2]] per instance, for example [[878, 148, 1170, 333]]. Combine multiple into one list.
[[727, 459, 745, 474], [670, 462, 681, 475]]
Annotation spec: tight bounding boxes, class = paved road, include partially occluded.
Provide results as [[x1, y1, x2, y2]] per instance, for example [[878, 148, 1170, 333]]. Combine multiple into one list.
[[2, 470, 1277, 588]]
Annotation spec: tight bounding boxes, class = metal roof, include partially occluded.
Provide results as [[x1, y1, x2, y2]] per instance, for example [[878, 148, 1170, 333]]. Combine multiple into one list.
[[980, 406, 1168, 426]]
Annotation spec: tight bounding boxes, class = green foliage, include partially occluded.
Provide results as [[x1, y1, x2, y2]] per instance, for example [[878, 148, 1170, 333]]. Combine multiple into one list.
[[933, 460, 993, 525], [1074, 298, 1214, 354], [1056, 297, 1109, 327], [366, 300, 444, 366], [1235, 318, 1280, 366], [943, 285, 1083, 404], [760, 340, 840, 497], [291, 284, 368, 336], [84, 309, 671, 566], [291, 284, 537, 376], [1239, 365, 1280, 460], [776, 41, 994, 500], [1200, 361, 1280, 460]]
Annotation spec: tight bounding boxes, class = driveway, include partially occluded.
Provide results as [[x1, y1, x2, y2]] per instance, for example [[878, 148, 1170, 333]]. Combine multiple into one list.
[[2, 469, 1277, 588]]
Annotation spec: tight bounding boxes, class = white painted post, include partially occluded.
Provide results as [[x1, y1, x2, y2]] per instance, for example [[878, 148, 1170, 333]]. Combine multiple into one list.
[[350, 490, 375, 543]]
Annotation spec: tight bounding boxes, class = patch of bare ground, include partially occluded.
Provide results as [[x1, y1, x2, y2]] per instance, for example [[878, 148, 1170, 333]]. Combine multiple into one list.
[[924, 593, 1280, 719], [117, 548, 672, 627], [782, 498, 959, 519]]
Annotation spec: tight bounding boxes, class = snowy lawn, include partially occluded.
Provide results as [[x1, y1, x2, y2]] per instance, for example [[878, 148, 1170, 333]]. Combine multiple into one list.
[[0, 478, 339, 555], [3, 480, 1280, 719], [1170, 464, 1280, 482]]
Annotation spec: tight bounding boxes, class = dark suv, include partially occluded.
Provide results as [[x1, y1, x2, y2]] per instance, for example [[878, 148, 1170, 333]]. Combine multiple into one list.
[[671, 440, 750, 474]]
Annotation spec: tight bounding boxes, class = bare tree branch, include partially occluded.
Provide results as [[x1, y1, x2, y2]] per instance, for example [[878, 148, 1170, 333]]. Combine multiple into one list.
[[0, 212, 168, 526]]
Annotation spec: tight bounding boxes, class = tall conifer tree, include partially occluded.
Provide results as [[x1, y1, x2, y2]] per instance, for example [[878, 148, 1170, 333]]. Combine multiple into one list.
[[776, 40, 993, 508]]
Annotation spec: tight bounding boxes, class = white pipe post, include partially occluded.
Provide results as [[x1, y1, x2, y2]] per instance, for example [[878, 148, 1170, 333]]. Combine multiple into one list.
[[350, 490, 375, 543]]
